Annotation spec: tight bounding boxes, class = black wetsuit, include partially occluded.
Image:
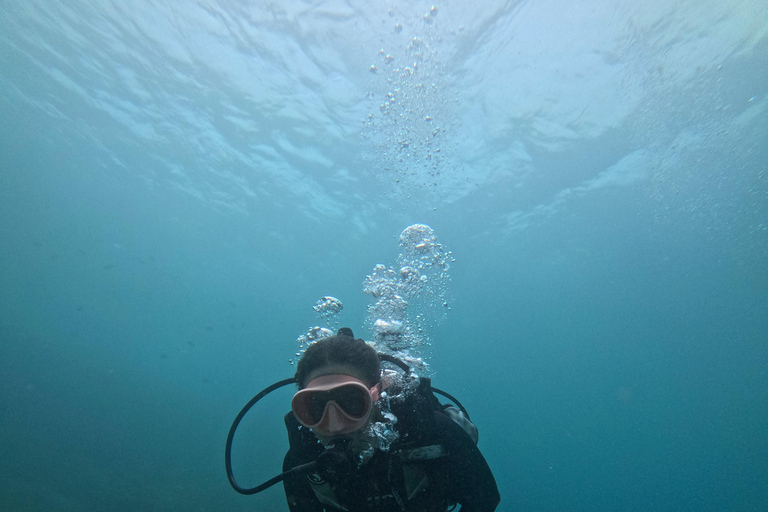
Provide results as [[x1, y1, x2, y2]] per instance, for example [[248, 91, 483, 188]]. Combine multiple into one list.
[[282, 402, 500, 512]]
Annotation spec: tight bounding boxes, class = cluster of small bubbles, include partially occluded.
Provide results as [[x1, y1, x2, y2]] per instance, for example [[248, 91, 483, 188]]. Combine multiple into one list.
[[362, 2, 457, 200], [350, 357, 423, 461], [364, 265, 423, 302], [389, 349, 431, 377], [351, 409, 400, 465], [423, 6, 438, 25], [372, 319, 411, 351], [291, 326, 335, 365], [363, 224, 452, 375], [368, 411, 400, 453], [356, 443, 376, 465], [291, 296, 345, 364], [356, 366, 425, 460], [313, 296, 343, 318], [396, 224, 453, 349]]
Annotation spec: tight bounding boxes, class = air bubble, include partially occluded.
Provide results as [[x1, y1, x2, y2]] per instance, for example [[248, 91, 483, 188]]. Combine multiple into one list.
[[313, 296, 343, 317], [363, 225, 452, 375]]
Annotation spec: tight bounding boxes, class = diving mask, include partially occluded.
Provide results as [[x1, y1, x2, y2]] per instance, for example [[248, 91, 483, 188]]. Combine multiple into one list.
[[291, 374, 382, 436]]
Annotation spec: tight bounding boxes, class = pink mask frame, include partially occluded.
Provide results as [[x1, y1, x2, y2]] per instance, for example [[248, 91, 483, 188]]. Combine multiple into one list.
[[291, 374, 383, 436]]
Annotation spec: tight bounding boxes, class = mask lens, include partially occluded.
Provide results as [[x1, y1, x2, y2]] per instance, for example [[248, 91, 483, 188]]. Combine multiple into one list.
[[308, 393, 328, 424], [331, 386, 368, 417], [291, 375, 376, 432], [306, 385, 369, 423]]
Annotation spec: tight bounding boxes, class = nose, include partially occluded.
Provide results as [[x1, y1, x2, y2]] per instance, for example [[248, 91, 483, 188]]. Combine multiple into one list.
[[324, 402, 348, 434]]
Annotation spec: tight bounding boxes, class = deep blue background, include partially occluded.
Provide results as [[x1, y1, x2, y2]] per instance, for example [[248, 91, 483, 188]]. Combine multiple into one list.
[[1, 1, 767, 511]]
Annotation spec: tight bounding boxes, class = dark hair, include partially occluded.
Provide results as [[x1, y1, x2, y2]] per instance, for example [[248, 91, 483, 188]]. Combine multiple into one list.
[[295, 329, 380, 389]]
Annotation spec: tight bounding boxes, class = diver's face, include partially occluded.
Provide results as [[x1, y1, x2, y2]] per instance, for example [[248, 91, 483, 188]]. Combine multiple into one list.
[[295, 365, 376, 442]]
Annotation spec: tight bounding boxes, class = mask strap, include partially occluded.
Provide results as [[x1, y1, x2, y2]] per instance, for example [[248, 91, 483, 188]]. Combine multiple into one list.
[[370, 377, 390, 402]]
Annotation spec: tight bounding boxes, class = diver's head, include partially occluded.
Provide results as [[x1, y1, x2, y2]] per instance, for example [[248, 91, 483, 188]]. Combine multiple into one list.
[[292, 329, 382, 437], [294, 328, 380, 389]]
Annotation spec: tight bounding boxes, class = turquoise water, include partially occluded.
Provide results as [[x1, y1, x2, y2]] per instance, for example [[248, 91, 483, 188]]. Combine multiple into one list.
[[1, 1, 767, 510]]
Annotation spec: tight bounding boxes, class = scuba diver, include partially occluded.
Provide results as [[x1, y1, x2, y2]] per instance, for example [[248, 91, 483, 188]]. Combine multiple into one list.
[[226, 328, 500, 511]]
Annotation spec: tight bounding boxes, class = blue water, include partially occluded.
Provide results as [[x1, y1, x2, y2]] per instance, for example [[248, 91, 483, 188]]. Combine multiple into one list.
[[1, 1, 767, 511]]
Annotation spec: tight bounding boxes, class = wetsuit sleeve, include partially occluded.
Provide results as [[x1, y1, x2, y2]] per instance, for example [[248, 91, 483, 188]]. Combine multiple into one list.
[[283, 413, 324, 512], [435, 411, 501, 512]]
